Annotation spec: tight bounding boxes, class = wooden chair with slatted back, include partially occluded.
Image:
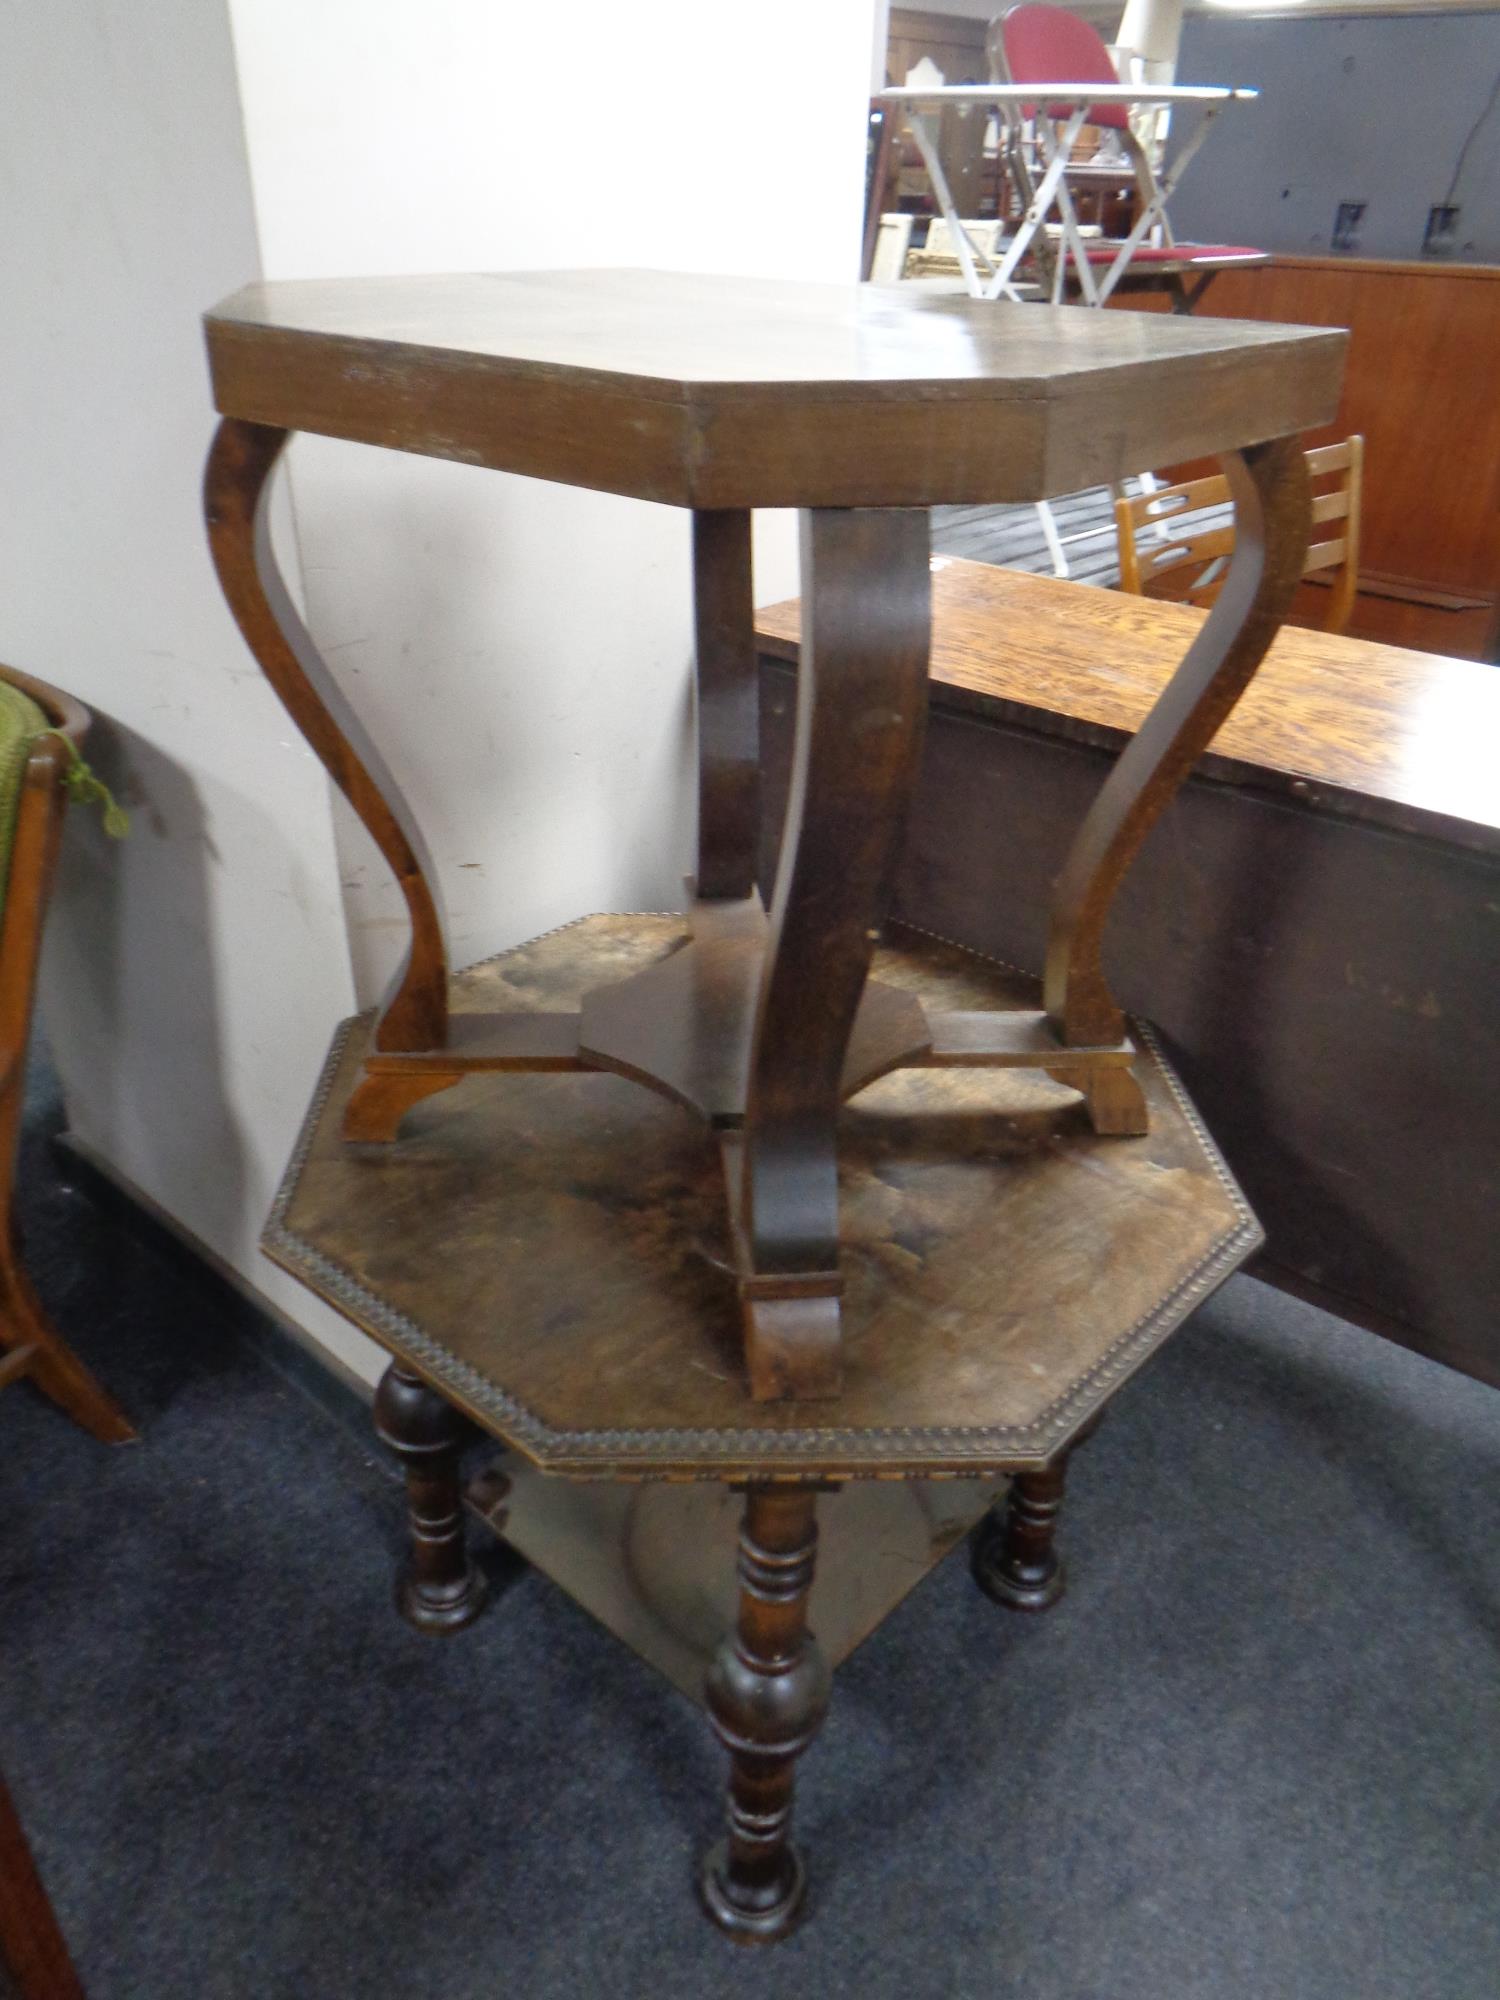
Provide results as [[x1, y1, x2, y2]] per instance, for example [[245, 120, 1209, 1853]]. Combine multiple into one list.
[[1115, 435, 1363, 634], [0, 665, 134, 1443]]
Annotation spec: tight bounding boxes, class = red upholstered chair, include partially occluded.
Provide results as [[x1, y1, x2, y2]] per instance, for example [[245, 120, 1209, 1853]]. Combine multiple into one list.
[[996, 3, 1265, 306]]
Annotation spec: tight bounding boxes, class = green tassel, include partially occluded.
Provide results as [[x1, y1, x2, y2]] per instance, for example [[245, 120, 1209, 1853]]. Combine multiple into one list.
[[42, 731, 130, 838]]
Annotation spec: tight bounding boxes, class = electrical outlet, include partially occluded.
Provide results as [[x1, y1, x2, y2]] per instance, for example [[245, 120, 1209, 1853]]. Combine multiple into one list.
[[1332, 200, 1366, 253], [1423, 204, 1460, 257]]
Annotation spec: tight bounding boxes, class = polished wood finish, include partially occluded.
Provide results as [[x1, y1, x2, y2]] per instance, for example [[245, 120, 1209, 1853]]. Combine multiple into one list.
[[971, 1409, 1103, 1611], [0, 1769, 85, 2000], [1150, 254, 1500, 658], [204, 271, 1345, 510], [0, 668, 134, 1445], [757, 559, 1500, 1389], [1116, 436, 1363, 635], [700, 1485, 829, 1944], [372, 1361, 488, 1634], [971, 1456, 1071, 1612], [267, 915, 1261, 1480]]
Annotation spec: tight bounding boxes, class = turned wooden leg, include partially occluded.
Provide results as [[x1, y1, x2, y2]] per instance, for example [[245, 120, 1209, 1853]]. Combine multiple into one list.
[[973, 1413, 1105, 1612], [700, 1484, 830, 1944], [373, 1362, 488, 1634], [972, 1460, 1071, 1612]]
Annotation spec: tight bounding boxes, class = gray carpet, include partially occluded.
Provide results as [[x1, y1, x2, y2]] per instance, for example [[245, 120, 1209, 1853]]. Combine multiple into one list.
[[2, 1048, 1498, 2000]]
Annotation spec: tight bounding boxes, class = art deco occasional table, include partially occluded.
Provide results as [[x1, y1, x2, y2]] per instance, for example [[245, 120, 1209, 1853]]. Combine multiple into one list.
[[201, 271, 1343, 1941]]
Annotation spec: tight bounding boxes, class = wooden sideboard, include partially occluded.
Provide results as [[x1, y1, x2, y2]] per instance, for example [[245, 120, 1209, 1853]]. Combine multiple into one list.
[[757, 558, 1500, 1392], [1127, 255, 1500, 660]]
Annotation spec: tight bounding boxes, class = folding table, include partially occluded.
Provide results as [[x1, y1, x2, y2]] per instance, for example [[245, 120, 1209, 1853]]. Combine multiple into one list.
[[878, 82, 1263, 306]]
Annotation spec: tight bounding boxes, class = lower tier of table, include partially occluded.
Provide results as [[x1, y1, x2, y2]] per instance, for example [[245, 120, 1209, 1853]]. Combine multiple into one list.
[[266, 912, 1260, 1480], [466, 1461, 1003, 1700]]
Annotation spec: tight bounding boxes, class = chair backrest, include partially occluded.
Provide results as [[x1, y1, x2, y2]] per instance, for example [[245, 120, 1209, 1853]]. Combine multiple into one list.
[[998, 4, 1130, 130], [1114, 436, 1365, 634]]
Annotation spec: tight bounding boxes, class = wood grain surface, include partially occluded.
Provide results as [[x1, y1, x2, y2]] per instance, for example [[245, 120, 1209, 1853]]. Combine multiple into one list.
[[267, 914, 1259, 1479], [756, 557, 1500, 855], [204, 269, 1344, 507]]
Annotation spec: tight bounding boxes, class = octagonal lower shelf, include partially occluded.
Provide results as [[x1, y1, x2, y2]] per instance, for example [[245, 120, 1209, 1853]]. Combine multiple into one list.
[[266, 913, 1261, 1483]]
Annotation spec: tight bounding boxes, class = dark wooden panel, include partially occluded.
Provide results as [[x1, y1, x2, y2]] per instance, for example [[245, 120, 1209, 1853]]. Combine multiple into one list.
[[758, 649, 1500, 1392], [1125, 255, 1500, 658]]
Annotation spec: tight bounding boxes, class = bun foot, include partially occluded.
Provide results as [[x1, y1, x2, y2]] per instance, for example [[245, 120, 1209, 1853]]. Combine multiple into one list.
[[699, 1837, 807, 1945], [972, 1458, 1071, 1615], [971, 1523, 1064, 1612], [396, 1561, 489, 1636], [374, 1361, 488, 1638]]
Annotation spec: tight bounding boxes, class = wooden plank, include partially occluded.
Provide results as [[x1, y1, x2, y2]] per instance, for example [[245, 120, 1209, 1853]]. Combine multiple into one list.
[[756, 558, 1500, 854]]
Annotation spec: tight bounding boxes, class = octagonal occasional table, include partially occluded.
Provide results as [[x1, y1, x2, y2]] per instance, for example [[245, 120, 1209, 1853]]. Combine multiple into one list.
[[201, 270, 1344, 1942]]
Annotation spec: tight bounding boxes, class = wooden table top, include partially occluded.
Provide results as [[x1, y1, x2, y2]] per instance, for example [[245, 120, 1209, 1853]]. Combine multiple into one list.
[[756, 558, 1500, 858], [268, 915, 1257, 1479], [204, 269, 1343, 509]]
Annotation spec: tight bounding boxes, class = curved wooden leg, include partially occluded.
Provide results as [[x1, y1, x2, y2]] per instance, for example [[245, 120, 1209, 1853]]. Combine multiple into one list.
[[739, 508, 931, 1400], [0, 1252, 135, 1445], [1044, 437, 1312, 1049], [701, 1484, 829, 1944], [372, 1362, 488, 1634], [203, 419, 449, 1063]]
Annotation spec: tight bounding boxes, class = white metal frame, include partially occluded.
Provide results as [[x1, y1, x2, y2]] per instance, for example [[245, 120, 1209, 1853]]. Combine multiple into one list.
[[879, 84, 1255, 306], [878, 81, 1256, 577]]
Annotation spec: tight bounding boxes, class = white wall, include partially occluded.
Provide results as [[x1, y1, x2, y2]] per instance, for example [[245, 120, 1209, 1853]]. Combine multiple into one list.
[[225, 0, 877, 1013], [0, 0, 382, 1385], [4, 0, 879, 1391]]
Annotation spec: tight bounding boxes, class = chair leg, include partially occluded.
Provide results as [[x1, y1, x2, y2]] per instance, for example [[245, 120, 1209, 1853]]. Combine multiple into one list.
[[0, 1246, 135, 1444], [0, 1768, 85, 2000], [700, 1483, 830, 1945], [972, 1413, 1104, 1613], [373, 1362, 488, 1635]]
